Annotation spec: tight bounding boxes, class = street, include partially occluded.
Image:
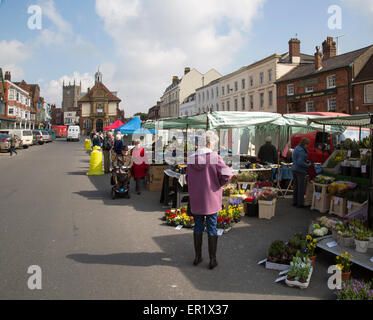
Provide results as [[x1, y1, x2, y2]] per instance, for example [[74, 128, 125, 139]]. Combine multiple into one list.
[[0, 139, 368, 300]]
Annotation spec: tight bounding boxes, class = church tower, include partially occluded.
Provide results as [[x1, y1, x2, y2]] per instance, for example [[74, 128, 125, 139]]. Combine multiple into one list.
[[95, 68, 103, 84], [62, 80, 81, 112]]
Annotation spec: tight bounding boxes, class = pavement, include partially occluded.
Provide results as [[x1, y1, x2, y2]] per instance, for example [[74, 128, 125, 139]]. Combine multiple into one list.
[[0, 139, 371, 300]]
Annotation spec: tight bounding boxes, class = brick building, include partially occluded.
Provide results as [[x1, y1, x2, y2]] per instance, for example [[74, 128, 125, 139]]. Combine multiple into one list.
[[352, 54, 373, 113], [276, 37, 373, 115], [51, 105, 64, 125], [148, 101, 161, 120]]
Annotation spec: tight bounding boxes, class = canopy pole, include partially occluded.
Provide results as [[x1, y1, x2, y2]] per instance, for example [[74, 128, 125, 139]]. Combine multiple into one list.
[[369, 115, 373, 229], [322, 125, 325, 163]]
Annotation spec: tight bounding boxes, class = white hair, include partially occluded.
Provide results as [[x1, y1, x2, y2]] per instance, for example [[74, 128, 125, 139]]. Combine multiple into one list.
[[205, 130, 219, 149], [115, 133, 122, 140]]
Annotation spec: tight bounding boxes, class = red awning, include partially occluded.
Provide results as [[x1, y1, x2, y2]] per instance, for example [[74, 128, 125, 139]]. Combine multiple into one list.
[[104, 120, 124, 131]]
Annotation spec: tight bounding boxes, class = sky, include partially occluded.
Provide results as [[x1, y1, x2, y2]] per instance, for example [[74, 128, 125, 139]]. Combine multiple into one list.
[[0, 0, 373, 116]]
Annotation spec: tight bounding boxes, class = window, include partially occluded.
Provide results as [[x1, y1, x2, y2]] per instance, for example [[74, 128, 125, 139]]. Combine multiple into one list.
[[250, 76, 254, 87], [234, 99, 238, 111], [235, 81, 238, 92], [260, 72, 264, 84], [216, 87, 219, 97], [8, 106, 15, 116], [216, 103, 219, 111], [327, 98, 337, 112], [241, 97, 245, 110], [364, 84, 373, 104], [250, 95, 254, 109], [211, 89, 214, 100], [268, 69, 273, 83], [227, 101, 230, 111], [222, 102, 225, 111], [327, 75, 336, 89], [242, 79, 246, 90], [198, 93, 201, 103], [222, 86, 225, 96], [260, 93, 264, 108], [227, 84, 230, 94], [287, 84, 295, 96], [306, 101, 314, 112], [305, 86, 314, 93], [206, 90, 209, 101], [202, 92, 205, 102], [268, 91, 273, 107], [8, 89, 15, 101]]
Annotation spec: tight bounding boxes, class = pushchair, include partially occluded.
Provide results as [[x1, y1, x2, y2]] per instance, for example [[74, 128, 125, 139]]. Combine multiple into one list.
[[111, 165, 131, 199]]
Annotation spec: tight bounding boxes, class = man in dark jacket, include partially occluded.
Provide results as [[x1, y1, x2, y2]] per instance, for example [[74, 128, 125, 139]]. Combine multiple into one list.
[[9, 134, 18, 156], [103, 132, 114, 174], [258, 136, 278, 164], [292, 138, 310, 208]]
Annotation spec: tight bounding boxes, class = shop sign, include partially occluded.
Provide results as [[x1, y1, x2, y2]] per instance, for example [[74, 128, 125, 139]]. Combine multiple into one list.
[[288, 88, 337, 101]]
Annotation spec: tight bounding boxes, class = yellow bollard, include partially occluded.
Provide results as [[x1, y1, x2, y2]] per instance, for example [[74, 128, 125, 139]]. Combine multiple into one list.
[[93, 146, 101, 151], [85, 139, 92, 151], [87, 149, 104, 176]]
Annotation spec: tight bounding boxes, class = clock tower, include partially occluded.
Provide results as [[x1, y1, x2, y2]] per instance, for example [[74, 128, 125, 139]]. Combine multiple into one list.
[[62, 79, 81, 112]]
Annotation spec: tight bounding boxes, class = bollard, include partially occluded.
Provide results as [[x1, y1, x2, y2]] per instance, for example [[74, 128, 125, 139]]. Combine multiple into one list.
[[87, 149, 104, 176], [85, 139, 92, 151]]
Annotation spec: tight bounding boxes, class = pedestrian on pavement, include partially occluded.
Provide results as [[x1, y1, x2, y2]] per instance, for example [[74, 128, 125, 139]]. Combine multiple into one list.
[[9, 134, 18, 156], [103, 132, 114, 174], [92, 134, 100, 148], [114, 133, 124, 155], [186, 131, 232, 270], [291, 138, 310, 208], [131, 140, 149, 195], [258, 136, 278, 164]]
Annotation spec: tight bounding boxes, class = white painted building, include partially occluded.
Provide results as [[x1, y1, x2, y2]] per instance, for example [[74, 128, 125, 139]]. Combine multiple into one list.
[[179, 93, 197, 117], [195, 78, 220, 114]]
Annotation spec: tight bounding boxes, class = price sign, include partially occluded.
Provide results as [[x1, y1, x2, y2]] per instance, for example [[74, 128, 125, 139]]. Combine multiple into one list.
[[258, 258, 267, 265], [334, 197, 340, 205], [362, 165, 367, 173], [370, 257, 373, 263], [275, 275, 288, 283], [175, 225, 183, 230], [217, 229, 224, 236], [347, 150, 352, 157], [362, 149, 368, 155], [314, 192, 321, 200], [347, 201, 352, 209], [242, 182, 248, 190], [327, 241, 338, 248], [279, 269, 289, 276]]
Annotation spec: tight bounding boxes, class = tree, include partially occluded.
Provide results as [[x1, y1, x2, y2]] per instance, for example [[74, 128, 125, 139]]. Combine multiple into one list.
[[134, 112, 148, 121]]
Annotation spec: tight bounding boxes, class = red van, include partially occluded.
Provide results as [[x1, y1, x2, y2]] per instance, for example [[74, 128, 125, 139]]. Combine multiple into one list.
[[52, 125, 67, 138]]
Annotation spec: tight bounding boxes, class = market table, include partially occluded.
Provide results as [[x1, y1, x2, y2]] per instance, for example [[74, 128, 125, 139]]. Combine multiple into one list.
[[316, 236, 373, 272], [160, 169, 188, 208]]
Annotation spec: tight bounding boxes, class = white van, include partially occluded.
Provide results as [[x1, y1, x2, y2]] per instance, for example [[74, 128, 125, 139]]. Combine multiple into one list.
[[0, 129, 33, 148], [67, 126, 81, 142]]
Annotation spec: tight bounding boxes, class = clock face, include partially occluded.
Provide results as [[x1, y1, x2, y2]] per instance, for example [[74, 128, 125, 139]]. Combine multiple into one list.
[[67, 90, 70, 95]]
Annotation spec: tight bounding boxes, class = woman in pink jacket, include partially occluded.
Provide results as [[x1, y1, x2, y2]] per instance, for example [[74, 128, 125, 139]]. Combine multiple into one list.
[[186, 131, 232, 269]]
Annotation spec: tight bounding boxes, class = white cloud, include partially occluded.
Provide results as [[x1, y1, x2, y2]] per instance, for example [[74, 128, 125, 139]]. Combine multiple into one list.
[[95, 0, 266, 116]]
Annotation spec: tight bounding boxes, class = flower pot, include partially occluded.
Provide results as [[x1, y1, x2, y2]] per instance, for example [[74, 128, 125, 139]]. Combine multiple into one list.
[[245, 202, 259, 217], [337, 235, 354, 248], [342, 271, 351, 281], [258, 199, 277, 220], [309, 255, 316, 268], [369, 237, 373, 249], [354, 239, 369, 253]]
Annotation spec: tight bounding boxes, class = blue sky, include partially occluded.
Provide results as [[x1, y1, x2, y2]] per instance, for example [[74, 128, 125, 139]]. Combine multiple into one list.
[[0, 0, 372, 116]]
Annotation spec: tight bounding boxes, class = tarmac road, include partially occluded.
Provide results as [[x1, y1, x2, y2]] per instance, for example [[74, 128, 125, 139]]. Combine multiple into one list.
[[0, 139, 370, 300]]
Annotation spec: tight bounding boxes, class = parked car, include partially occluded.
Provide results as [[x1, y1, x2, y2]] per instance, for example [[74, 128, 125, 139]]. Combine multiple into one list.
[[52, 125, 67, 138], [40, 129, 52, 143], [32, 130, 45, 145], [0, 129, 33, 149], [0, 134, 21, 152], [67, 126, 81, 142]]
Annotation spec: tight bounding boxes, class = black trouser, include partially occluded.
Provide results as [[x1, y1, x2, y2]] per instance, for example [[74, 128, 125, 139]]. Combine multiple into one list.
[[292, 171, 306, 206]]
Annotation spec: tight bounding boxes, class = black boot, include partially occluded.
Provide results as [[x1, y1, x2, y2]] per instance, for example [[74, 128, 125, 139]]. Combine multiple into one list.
[[208, 235, 218, 270], [193, 233, 203, 266]]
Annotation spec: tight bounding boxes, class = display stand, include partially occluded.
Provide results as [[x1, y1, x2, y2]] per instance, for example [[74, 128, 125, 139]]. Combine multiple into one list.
[[311, 182, 331, 213]]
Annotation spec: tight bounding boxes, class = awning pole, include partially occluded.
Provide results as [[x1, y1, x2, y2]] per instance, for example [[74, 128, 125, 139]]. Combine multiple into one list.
[[369, 115, 373, 229]]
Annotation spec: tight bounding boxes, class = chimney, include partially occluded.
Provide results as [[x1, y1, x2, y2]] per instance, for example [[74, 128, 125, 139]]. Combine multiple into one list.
[[322, 37, 337, 60], [4, 71, 11, 81], [288, 38, 301, 64], [315, 46, 322, 70], [172, 76, 179, 84], [184, 67, 191, 75]]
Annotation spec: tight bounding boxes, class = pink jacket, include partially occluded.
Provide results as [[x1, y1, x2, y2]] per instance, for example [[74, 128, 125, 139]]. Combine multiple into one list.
[[186, 149, 232, 215]]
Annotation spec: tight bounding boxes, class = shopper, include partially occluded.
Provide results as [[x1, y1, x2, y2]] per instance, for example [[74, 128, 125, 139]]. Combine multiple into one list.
[[114, 133, 124, 155], [131, 140, 149, 195], [291, 138, 310, 208], [186, 131, 232, 270], [103, 132, 114, 174], [258, 136, 278, 164], [9, 134, 18, 156], [92, 134, 100, 148]]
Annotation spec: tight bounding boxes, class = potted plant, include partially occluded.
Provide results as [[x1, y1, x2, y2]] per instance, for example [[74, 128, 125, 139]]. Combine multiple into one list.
[[298, 264, 312, 284], [335, 252, 353, 281], [285, 253, 313, 289], [217, 213, 233, 233], [354, 230, 370, 253], [367, 228, 373, 249], [336, 224, 354, 248], [335, 279, 373, 300], [182, 215, 194, 228], [266, 240, 291, 270], [305, 235, 317, 267], [257, 188, 278, 220]]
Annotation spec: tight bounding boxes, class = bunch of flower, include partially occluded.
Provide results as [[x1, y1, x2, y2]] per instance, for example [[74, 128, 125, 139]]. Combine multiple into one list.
[[248, 188, 262, 200], [314, 175, 335, 185], [223, 185, 237, 197], [255, 181, 273, 189], [217, 216, 232, 229], [257, 188, 277, 201], [336, 252, 353, 273], [287, 252, 312, 282], [182, 215, 194, 228], [305, 235, 317, 257], [335, 279, 373, 300]]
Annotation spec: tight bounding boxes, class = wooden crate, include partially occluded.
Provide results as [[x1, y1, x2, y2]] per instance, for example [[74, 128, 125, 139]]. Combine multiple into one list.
[[347, 201, 363, 214], [304, 181, 314, 207], [258, 199, 277, 220], [311, 182, 331, 214], [329, 196, 347, 217], [147, 165, 169, 192]]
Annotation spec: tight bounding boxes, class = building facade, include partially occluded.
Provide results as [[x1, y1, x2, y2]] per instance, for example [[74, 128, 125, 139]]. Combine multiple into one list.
[[148, 101, 161, 120], [160, 67, 221, 118], [62, 81, 81, 112], [195, 79, 220, 114], [219, 38, 313, 113], [352, 53, 373, 113], [276, 37, 373, 114], [78, 70, 122, 134], [179, 93, 197, 117]]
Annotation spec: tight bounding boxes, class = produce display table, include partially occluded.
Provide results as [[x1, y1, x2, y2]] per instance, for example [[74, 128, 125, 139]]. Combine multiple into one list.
[[160, 169, 188, 208], [316, 236, 373, 272]]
